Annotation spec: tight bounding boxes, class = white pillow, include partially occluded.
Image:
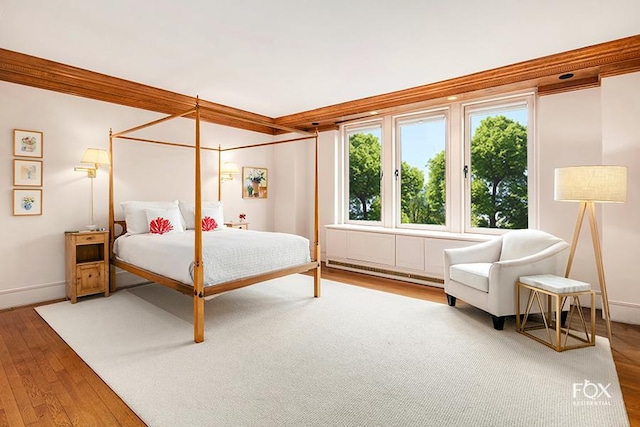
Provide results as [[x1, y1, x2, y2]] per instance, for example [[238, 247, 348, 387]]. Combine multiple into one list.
[[121, 200, 183, 234], [179, 200, 224, 229], [145, 207, 184, 235], [201, 208, 222, 231]]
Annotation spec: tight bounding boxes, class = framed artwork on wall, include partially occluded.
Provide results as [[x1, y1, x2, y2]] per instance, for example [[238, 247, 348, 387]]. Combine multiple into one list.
[[13, 159, 43, 187], [242, 167, 268, 199], [13, 129, 44, 158], [13, 189, 43, 216]]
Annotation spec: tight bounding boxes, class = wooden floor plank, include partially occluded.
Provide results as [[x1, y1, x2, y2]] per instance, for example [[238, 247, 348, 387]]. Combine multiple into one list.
[[0, 340, 25, 427], [0, 408, 10, 427], [0, 315, 38, 425]]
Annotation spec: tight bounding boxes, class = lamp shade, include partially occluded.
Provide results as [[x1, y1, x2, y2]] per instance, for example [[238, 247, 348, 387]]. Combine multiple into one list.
[[80, 148, 110, 166], [554, 165, 627, 203], [221, 162, 239, 174]]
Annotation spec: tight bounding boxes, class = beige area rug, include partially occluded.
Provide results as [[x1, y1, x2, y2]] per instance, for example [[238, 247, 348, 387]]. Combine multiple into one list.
[[36, 275, 629, 427]]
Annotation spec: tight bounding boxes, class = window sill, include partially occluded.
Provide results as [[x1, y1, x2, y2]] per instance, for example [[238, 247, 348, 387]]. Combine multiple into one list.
[[325, 224, 494, 243]]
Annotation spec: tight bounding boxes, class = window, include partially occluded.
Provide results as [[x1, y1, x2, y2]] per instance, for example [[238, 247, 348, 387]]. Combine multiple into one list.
[[346, 123, 382, 222], [396, 113, 447, 228], [339, 92, 535, 235], [465, 98, 531, 231]]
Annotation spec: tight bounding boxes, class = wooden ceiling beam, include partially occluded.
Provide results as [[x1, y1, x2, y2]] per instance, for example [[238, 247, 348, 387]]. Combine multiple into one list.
[[1, 34, 640, 135], [0, 48, 278, 135], [275, 34, 640, 130]]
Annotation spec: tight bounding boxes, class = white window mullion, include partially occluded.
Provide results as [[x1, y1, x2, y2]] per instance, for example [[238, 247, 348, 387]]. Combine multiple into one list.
[[382, 115, 394, 228], [448, 103, 463, 234]]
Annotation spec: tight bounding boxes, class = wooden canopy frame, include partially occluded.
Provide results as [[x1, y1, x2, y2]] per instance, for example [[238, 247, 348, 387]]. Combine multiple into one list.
[[108, 99, 321, 343]]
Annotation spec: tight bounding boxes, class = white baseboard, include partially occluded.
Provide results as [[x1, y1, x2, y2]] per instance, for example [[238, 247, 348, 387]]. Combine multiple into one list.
[[0, 281, 66, 310], [0, 270, 149, 311], [610, 300, 640, 325]]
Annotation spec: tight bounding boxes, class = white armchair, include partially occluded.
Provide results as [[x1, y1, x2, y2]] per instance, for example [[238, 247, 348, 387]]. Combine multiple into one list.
[[444, 229, 569, 330]]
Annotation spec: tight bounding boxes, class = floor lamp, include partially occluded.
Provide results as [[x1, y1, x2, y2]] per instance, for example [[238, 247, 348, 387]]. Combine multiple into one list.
[[554, 165, 627, 342], [74, 148, 111, 230]]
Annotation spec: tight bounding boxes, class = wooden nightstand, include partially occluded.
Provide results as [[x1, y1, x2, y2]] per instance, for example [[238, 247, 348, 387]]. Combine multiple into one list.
[[65, 231, 109, 303], [224, 222, 249, 230]]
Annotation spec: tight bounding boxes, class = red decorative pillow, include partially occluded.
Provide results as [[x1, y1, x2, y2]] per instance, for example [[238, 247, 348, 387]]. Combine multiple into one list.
[[145, 207, 184, 235], [202, 216, 218, 232], [149, 217, 174, 235]]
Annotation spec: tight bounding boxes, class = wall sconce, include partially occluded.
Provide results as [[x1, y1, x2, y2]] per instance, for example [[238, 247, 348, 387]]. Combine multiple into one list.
[[220, 161, 240, 182], [74, 148, 110, 229]]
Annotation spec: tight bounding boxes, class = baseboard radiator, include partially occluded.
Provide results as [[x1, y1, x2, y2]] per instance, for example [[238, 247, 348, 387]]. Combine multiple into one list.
[[326, 260, 444, 286]]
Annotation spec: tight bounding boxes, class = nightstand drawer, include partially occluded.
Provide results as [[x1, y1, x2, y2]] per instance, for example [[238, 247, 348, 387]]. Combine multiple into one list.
[[225, 222, 249, 230], [75, 233, 106, 244]]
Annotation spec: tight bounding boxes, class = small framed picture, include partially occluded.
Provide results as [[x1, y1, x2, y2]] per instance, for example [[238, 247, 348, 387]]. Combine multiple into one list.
[[13, 189, 42, 216], [242, 167, 268, 199], [13, 159, 43, 187], [14, 129, 44, 158]]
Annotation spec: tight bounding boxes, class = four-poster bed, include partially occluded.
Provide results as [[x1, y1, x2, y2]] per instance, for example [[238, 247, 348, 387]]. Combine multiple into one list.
[[107, 100, 321, 343]]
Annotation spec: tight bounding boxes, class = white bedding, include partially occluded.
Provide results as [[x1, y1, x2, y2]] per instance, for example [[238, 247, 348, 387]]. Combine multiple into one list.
[[113, 229, 311, 287]]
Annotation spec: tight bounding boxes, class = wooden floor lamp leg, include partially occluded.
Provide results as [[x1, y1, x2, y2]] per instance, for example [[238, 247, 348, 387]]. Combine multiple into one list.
[[587, 203, 613, 343], [565, 202, 587, 279]]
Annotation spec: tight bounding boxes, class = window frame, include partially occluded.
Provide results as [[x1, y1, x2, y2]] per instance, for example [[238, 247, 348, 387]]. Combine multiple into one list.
[[343, 119, 385, 226], [463, 94, 536, 235], [394, 109, 449, 231], [337, 90, 537, 236]]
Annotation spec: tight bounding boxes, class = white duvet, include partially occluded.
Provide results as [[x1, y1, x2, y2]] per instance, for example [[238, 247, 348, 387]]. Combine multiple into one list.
[[114, 229, 311, 287]]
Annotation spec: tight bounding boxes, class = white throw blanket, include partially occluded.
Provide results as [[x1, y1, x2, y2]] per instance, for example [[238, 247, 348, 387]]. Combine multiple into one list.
[[114, 229, 311, 286]]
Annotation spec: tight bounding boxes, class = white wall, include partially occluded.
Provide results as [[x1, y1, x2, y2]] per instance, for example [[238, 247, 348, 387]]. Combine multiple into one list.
[[601, 72, 640, 324], [537, 73, 640, 324], [537, 87, 602, 288], [0, 81, 277, 309], [271, 130, 337, 259]]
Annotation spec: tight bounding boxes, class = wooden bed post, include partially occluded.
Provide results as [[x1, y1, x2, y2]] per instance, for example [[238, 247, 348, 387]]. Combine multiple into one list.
[[217, 144, 222, 202], [108, 129, 117, 293], [193, 99, 205, 343], [313, 131, 321, 298]]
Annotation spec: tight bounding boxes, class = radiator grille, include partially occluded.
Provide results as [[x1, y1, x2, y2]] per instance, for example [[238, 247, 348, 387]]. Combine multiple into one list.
[[327, 260, 444, 285]]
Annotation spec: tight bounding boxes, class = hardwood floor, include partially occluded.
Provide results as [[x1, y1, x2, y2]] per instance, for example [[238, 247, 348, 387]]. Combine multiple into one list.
[[0, 300, 145, 426], [0, 265, 638, 426]]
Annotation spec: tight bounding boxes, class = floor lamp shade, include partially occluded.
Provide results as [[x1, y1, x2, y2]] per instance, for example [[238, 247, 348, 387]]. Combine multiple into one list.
[[553, 165, 627, 343], [554, 165, 627, 203]]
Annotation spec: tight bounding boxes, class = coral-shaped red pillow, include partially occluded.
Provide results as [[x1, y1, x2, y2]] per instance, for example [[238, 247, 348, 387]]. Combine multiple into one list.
[[149, 217, 174, 235], [202, 216, 218, 231], [144, 207, 184, 235]]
